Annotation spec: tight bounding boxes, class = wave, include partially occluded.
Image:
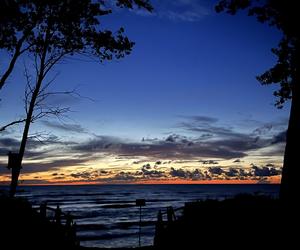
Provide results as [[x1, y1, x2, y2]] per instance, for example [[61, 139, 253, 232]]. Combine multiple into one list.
[[78, 232, 137, 241], [76, 223, 108, 231], [76, 220, 156, 232], [100, 204, 136, 209]]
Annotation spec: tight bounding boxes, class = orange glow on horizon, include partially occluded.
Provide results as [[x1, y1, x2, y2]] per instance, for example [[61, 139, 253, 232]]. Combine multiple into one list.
[[16, 178, 281, 186]]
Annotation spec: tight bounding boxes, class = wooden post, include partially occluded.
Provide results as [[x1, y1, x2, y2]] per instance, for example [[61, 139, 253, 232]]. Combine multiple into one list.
[[136, 199, 146, 247], [7, 152, 22, 197]]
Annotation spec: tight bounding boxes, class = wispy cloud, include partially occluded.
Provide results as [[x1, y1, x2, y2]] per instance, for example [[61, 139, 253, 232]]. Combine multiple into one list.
[[128, 0, 211, 22], [159, 0, 211, 22], [42, 120, 87, 134]]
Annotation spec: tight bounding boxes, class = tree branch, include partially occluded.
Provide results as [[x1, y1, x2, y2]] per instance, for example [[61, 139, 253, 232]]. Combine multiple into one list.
[[0, 119, 27, 132]]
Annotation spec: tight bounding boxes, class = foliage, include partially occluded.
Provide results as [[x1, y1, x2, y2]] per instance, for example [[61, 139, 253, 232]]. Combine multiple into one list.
[[216, 0, 298, 108]]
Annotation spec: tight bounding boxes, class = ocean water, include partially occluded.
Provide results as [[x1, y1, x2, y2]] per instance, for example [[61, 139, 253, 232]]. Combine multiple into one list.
[[10, 184, 279, 248]]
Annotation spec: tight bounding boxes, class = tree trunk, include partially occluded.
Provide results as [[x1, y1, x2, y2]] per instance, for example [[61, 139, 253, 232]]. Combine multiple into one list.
[[9, 45, 48, 197], [280, 53, 300, 207]]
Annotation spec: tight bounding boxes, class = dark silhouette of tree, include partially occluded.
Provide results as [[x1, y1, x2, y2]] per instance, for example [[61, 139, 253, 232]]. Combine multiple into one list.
[[216, 0, 299, 205], [1, 0, 152, 197], [0, 0, 152, 91]]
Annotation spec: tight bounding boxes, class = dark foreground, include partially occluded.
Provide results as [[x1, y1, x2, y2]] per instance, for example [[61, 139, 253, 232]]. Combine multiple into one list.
[[0, 193, 298, 250], [154, 194, 298, 249]]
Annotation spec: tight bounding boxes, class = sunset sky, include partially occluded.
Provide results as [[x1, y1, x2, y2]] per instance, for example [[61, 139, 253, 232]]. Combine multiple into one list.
[[0, 0, 289, 185]]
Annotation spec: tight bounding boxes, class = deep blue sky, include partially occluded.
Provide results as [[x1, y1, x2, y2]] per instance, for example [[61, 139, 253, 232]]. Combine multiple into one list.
[[0, 0, 289, 184]]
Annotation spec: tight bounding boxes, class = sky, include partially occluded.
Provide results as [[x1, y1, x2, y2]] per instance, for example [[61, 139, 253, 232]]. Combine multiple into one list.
[[0, 0, 289, 185]]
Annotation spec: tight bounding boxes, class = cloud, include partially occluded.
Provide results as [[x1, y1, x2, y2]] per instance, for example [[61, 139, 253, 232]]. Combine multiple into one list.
[[168, 165, 282, 182], [233, 159, 242, 163], [0, 115, 286, 182], [69, 164, 166, 183], [253, 124, 273, 135], [200, 160, 219, 165], [23, 158, 88, 173], [170, 167, 207, 180], [72, 135, 122, 152], [67, 164, 281, 183], [141, 166, 166, 178], [177, 116, 288, 158], [0, 137, 20, 150], [271, 131, 286, 144], [226, 168, 239, 177], [251, 164, 281, 177], [158, 0, 211, 22], [208, 167, 224, 175], [265, 163, 275, 167], [72, 134, 248, 160], [0, 156, 89, 175], [42, 120, 86, 133], [180, 115, 218, 124], [131, 0, 211, 22]]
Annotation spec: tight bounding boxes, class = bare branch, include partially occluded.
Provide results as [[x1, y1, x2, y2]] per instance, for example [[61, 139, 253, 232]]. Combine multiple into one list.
[[28, 131, 57, 145], [32, 106, 71, 121], [43, 52, 68, 79], [0, 119, 27, 132], [37, 71, 60, 98]]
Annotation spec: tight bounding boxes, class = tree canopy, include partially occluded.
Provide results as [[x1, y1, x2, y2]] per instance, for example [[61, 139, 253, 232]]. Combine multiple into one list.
[[216, 0, 298, 108], [0, 0, 153, 90]]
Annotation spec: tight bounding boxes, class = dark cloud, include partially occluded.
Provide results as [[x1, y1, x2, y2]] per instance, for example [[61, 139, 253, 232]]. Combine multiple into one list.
[[170, 168, 187, 178], [200, 160, 219, 165], [265, 163, 275, 167], [70, 169, 112, 180], [72, 135, 121, 152], [179, 120, 243, 139], [169, 165, 282, 182], [177, 116, 288, 159], [42, 120, 86, 133], [208, 167, 224, 175], [0, 135, 66, 160], [0, 137, 20, 152], [170, 167, 206, 180], [21, 179, 51, 185], [180, 115, 218, 124], [142, 163, 151, 170], [71, 134, 248, 160], [233, 159, 242, 163], [21, 158, 87, 173], [271, 131, 286, 144], [142, 137, 159, 143], [111, 172, 137, 182], [165, 134, 188, 143], [251, 165, 281, 177], [253, 124, 273, 135], [141, 167, 165, 178], [226, 168, 239, 177], [69, 164, 166, 182]]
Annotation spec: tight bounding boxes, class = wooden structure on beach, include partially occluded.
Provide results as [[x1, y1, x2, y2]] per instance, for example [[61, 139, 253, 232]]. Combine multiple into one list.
[[37, 203, 78, 246]]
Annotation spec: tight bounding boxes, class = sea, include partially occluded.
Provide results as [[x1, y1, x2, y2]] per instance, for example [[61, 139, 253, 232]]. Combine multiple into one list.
[[6, 184, 280, 248]]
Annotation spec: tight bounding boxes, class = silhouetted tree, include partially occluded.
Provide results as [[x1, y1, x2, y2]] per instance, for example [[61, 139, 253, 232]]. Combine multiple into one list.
[[0, 0, 152, 91], [216, 0, 299, 205], [1, 0, 152, 197]]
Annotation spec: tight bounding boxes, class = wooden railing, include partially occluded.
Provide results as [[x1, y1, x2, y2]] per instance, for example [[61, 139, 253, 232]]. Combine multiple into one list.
[[37, 203, 78, 246]]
